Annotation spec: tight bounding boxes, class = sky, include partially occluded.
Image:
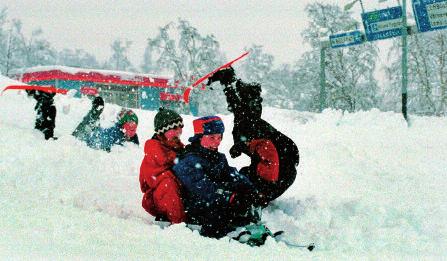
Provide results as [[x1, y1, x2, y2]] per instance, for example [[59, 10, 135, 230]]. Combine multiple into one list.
[[1, 0, 409, 70], [0, 0, 353, 67]]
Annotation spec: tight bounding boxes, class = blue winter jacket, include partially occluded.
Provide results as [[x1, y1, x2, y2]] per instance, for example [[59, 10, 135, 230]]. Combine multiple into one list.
[[173, 144, 254, 213], [85, 123, 139, 152]]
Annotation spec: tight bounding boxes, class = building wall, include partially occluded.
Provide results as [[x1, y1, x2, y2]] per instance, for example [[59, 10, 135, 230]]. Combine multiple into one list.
[[23, 71, 198, 115]]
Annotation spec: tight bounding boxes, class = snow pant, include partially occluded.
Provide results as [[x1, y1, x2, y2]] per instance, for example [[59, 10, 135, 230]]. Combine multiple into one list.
[[35, 103, 56, 140], [186, 203, 259, 239], [141, 177, 186, 224], [240, 163, 297, 207]]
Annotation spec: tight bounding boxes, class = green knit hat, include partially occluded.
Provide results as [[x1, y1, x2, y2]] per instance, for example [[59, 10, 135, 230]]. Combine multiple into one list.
[[117, 109, 138, 125], [154, 108, 183, 135]]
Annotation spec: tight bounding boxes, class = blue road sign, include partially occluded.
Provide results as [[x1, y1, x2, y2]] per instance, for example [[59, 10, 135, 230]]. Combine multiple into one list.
[[362, 6, 404, 41], [413, 0, 447, 32], [329, 31, 364, 48]]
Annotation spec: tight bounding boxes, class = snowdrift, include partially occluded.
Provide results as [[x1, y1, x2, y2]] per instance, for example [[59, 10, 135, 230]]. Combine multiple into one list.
[[1, 75, 446, 259]]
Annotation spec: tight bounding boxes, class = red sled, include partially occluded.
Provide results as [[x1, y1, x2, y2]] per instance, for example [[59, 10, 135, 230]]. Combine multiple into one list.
[[1, 85, 69, 95], [183, 51, 249, 103]]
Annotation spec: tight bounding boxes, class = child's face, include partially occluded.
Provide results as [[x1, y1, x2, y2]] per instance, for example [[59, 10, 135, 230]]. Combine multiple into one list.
[[122, 122, 138, 138], [200, 133, 222, 150], [164, 127, 182, 141]]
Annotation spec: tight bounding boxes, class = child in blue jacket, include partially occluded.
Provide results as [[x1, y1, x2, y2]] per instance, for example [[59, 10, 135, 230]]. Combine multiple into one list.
[[73, 98, 139, 152], [173, 116, 259, 238]]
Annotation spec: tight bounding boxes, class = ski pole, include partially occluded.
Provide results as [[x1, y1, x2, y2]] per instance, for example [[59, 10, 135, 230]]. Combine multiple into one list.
[[281, 241, 315, 251]]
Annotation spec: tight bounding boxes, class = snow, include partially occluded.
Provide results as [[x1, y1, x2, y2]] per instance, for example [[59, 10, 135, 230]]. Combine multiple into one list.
[[0, 75, 27, 87], [1, 75, 447, 259]]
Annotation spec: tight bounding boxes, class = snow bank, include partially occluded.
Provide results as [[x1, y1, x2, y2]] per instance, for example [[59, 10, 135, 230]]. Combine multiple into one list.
[[1, 75, 446, 259], [0, 75, 27, 88]]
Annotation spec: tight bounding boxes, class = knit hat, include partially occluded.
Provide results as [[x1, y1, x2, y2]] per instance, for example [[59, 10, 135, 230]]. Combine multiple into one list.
[[188, 116, 225, 142], [154, 108, 184, 135], [117, 109, 138, 126]]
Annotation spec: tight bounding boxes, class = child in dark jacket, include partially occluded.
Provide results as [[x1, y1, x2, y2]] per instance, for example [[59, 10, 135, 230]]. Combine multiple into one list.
[[207, 67, 299, 206], [139, 108, 186, 224], [27, 90, 57, 140], [173, 116, 259, 238]]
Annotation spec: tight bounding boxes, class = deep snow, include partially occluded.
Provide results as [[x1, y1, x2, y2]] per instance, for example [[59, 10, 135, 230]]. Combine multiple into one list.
[[0, 75, 446, 260]]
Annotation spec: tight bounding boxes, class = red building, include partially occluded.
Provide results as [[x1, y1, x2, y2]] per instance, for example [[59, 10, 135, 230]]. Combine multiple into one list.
[[12, 66, 198, 115]]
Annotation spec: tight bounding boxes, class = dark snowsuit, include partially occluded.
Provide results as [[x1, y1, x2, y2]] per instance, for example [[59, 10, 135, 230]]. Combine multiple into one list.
[[72, 97, 104, 142], [173, 142, 258, 238], [27, 90, 57, 140], [233, 116, 299, 203], [207, 68, 300, 205]]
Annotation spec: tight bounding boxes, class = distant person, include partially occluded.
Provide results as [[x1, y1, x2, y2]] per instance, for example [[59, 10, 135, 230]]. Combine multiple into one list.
[[72, 96, 104, 141], [27, 90, 57, 140], [139, 108, 186, 224], [73, 98, 139, 152], [173, 116, 260, 238]]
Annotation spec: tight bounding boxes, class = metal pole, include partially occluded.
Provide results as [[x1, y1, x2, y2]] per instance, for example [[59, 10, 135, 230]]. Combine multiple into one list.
[[319, 46, 327, 112], [359, 0, 366, 13], [401, 0, 409, 122]]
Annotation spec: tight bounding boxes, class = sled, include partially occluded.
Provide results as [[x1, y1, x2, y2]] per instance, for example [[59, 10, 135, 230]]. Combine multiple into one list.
[[1, 85, 69, 95], [183, 51, 249, 103]]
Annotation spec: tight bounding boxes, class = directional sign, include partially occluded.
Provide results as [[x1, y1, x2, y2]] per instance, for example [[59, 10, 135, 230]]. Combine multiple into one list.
[[413, 0, 447, 32], [329, 31, 364, 48], [362, 6, 404, 41]]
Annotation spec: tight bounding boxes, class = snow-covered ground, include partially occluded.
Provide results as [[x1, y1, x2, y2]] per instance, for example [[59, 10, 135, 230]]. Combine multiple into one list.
[[1, 75, 446, 260]]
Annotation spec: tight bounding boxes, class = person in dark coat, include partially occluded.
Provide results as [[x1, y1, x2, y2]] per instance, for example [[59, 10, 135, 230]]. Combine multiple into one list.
[[207, 67, 300, 206], [139, 108, 186, 224], [27, 90, 57, 140], [73, 101, 139, 152], [173, 116, 260, 238]]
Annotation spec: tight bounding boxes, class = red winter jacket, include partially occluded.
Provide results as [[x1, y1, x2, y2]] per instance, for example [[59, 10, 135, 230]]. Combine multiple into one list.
[[139, 136, 186, 223]]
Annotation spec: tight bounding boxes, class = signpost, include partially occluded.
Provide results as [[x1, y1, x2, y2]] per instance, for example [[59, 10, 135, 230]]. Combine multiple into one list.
[[320, 1, 447, 121], [362, 6, 404, 41], [402, 0, 409, 122], [413, 0, 447, 32], [329, 31, 364, 48]]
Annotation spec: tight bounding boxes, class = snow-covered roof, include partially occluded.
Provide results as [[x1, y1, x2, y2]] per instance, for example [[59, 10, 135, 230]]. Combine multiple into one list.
[[10, 65, 172, 81], [0, 74, 27, 90]]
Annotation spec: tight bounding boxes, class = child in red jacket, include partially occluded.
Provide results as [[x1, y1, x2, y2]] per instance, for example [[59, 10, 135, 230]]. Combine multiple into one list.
[[139, 108, 185, 223]]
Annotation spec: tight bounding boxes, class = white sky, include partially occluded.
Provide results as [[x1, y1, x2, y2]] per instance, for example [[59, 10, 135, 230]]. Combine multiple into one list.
[[2, 1, 403, 67], [0, 0, 340, 66]]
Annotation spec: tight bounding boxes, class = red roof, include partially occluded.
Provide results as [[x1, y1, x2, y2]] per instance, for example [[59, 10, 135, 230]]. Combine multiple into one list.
[[19, 68, 172, 88]]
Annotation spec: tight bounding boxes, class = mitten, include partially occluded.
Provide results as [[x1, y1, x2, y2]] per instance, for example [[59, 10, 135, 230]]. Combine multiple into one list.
[[230, 142, 248, 158]]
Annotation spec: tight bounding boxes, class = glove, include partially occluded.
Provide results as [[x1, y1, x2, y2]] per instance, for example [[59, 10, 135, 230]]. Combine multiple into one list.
[[207, 67, 236, 86], [230, 142, 248, 158], [91, 96, 104, 117]]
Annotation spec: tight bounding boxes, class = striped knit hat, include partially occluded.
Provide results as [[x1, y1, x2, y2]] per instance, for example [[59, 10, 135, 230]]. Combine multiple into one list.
[[154, 108, 184, 135], [117, 109, 138, 125]]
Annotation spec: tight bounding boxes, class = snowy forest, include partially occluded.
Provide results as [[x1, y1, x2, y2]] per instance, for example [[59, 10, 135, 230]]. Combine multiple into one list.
[[1, 3, 447, 116]]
